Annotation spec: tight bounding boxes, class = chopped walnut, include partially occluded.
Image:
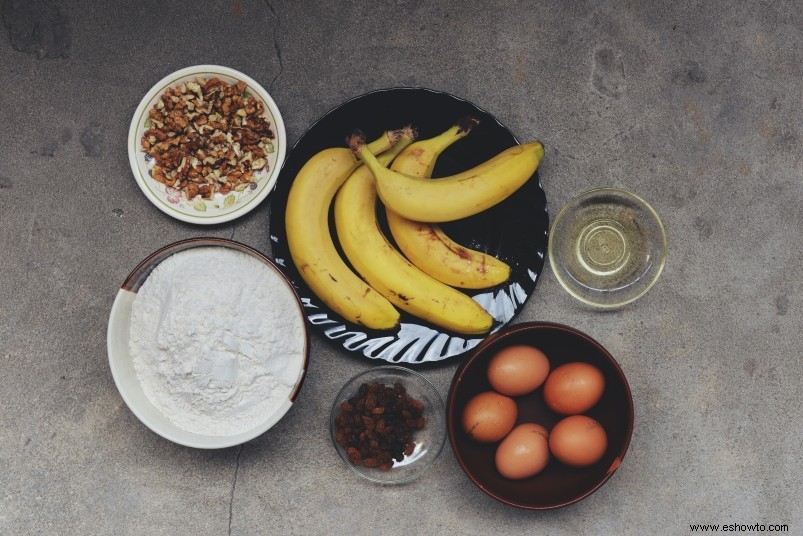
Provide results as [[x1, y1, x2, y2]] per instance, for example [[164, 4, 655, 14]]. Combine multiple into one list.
[[141, 77, 275, 201]]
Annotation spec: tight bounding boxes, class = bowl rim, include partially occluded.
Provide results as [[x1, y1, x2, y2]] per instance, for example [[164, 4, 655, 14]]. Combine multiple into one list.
[[329, 365, 447, 485], [106, 237, 309, 449], [127, 64, 287, 225], [548, 187, 667, 308], [446, 321, 635, 509]]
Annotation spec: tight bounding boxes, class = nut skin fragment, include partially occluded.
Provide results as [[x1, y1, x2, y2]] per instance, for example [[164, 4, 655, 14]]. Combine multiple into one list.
[[141, 76, 275, 201], [185, 183, 200, 199], [143, 128, 166, 142]]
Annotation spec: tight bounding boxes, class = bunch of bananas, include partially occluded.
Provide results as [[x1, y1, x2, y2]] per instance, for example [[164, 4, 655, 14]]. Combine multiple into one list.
[[285, 119, 544, 334]]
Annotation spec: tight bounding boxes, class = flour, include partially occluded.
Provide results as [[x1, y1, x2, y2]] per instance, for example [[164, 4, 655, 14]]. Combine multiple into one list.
[[129, 247, 305, 437]]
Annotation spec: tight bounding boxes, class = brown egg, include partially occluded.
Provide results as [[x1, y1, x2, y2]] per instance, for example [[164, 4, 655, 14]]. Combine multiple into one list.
[[549, 415, 608, 467], [495, 423, 550, 479], [487, 345, 551, 396], [543, 361, 605, 415], [462, 391, 517, 443]]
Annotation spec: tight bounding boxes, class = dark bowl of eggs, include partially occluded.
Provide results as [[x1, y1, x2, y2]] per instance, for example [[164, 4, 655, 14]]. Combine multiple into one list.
[[446, 321, 634, 510]]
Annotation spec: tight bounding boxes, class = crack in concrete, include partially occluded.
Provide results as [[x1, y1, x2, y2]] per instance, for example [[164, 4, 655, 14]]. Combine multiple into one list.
[[262, 0, 284, 91], [228, 445, 244, 536]]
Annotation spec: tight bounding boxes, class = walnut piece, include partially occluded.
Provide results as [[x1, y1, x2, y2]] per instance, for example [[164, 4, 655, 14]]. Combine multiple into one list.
[[141, 77, 275, 201]]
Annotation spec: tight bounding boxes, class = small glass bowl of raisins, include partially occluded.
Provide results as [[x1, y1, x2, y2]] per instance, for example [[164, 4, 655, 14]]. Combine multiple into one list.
[[330, 366, 446, 484]]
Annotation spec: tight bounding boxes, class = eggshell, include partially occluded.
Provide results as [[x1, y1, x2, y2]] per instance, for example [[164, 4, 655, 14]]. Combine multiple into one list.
[[487, 345, 551, 396], [549, 415, 608, 467], [462, 391, 517, 443], [543, 361, 605, 415], [495, 423, 550, 479]]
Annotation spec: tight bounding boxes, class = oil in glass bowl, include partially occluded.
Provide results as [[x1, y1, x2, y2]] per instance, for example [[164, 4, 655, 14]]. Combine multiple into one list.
[[548, 188, 666, 308]]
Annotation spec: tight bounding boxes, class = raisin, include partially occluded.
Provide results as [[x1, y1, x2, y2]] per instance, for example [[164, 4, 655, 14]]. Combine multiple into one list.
[[347, 447, 361, 463], [333, 380, 427, 472]]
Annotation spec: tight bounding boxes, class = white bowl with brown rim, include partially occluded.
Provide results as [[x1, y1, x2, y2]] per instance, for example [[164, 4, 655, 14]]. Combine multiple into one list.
[[107, 238, 308, 448]]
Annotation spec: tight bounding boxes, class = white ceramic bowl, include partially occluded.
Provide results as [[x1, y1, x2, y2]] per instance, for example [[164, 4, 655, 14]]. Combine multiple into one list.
[[128, 65, 286, 225], [107, 238, 308, 449]]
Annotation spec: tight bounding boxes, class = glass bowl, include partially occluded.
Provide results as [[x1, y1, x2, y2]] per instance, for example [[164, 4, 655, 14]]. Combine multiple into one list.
[[330, 366, 446, 484], [548, 187, 667, 308]]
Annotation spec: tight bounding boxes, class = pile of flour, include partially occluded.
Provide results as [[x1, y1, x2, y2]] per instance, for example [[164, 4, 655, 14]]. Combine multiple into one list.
[[129, 247, 305, 437]]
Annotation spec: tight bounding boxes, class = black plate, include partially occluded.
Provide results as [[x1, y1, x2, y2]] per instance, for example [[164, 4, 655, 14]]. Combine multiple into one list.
[[268, 88, 548, 364]]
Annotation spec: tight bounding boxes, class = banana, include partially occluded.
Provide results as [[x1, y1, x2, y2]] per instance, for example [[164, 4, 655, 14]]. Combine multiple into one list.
[[285, 131, 401, 330], [390, 117, 478, 178], [386, 119, 512, 289], [335, 132, 494, 335], [356, 139, 545, 223]]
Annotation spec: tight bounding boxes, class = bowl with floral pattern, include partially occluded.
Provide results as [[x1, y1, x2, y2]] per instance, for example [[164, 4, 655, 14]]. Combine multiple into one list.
[[128, 65, 286, 225]]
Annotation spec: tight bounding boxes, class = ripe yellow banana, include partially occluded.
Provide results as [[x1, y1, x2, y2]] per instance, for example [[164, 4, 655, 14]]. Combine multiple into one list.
[[357, 140, 545, 223], [285, 132, 401, 330], [335, 133, 494, 335], [386, 119, 512, 289]]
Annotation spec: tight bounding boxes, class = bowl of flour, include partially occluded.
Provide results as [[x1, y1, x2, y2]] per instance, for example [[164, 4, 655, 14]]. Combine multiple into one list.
[[107, 238, 309, 449]]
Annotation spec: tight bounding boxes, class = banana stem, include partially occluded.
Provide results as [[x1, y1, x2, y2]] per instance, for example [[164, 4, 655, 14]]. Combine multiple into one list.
[[350, 128, 415, 158], [347, 130, 416, 168], [457, 115, 480, 134], [377, 134, 414, 166], [363, 130, 401, 155], [350, 137, 383, 171]]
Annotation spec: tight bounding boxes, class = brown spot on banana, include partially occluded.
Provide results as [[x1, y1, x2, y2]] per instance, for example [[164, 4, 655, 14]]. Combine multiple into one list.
[[407, 147, 426, 162], [427, 226, 472, 261]]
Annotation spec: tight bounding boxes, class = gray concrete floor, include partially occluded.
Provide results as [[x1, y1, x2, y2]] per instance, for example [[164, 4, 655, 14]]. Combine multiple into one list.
[[1, 0, 801, 534]]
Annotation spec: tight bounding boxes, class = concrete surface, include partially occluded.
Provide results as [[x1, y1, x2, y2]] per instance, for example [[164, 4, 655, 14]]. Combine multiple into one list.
[[1, 0, 801, 534]]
